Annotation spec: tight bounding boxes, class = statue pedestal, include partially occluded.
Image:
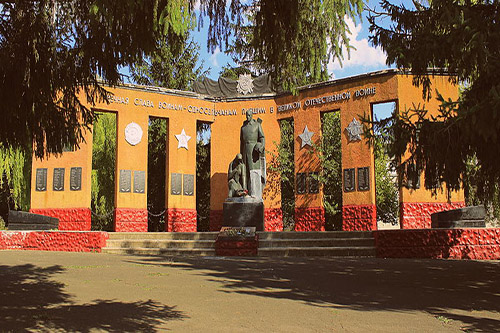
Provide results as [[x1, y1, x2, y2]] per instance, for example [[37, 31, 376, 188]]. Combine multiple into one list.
[[223, 197, 264, 231]]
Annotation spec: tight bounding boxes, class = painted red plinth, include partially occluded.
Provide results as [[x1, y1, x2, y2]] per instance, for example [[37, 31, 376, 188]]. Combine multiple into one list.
[[400, 202, 466, 229], [114, 208, 148, 232], [342, 204, 376, 231], [295, 207, 325, 231], [209, 210, 223, 232], [215, 236, 258, 256], [166, 208, 197, 232], [29, 208, 91, 231], [264, 208, 283, 232], [374, 228, 500, 260], [0, 231, 109, 252]]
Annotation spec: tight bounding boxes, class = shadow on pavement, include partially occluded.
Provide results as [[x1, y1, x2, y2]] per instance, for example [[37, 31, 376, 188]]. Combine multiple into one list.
[[0, 264, 186, 332], [125, 256, 500, 332]]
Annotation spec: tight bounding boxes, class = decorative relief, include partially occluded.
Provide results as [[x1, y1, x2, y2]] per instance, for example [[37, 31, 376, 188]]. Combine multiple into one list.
[[133, 171, 146, 193], [53, 168, 65, 191], [343, 168, 355, 192], [298, 125, 314, 148], [346, 118, 363, 142], [119, 170, 131, 193], [183, 174, 194, 196], [36, 168, 47, 192], [296, 173, 307, 194], [236, 74, 254, 95], [357, 167, 370, 191], [175, 129, 191, 150], [171, 173, 182, 195], [125, 122, 143, 146], [70, 167, 82, 191]]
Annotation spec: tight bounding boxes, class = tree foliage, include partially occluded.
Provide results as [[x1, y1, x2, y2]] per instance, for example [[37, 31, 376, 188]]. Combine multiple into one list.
[[203, 0, 364, 91], [368, 0, 500, 207], [91, 112, 116, 231], [267, 119, 295, 230], [0, 0, 194, 159], [130, 30, 208, 90], [317, 112, 343, 230], [147, 117, 167, 232]]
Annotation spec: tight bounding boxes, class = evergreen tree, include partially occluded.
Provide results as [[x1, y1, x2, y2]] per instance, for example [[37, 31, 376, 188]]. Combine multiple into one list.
[[220, 0, 364, 91], [368, 0, 500, 218]]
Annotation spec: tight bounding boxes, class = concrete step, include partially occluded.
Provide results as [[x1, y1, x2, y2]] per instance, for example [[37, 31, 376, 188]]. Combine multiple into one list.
[[258, 246, 376, 257], [105, 239, 215, 249], [107, 232, 218, 240], [258, 238, 374, 248], [102, 247, 216, 256], [257, 231, 373, 240]]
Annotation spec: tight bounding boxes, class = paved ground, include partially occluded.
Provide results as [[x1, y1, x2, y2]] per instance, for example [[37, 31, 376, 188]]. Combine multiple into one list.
[[1, 251, 499, 332]]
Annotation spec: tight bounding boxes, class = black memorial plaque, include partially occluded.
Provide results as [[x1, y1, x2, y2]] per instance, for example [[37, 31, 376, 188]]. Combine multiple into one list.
[[357, 167, 370, 191], [296, 173, 307, 194], [404, 163, 420, 189], [171, 173, 182, 195], [133, 171, 146, 193], [36, 168, 47, 191], [53, 168, 65, 191], [308, 172, 320, 194], [119, 170, 131, 193], [183, 174, 194, 196], [70, 167, 82, 191], [343, 168, 355, 192]]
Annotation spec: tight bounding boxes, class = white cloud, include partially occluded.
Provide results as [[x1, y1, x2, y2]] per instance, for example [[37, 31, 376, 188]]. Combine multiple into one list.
[[210, 47, 221, 68], [328, 17, 386, 73]]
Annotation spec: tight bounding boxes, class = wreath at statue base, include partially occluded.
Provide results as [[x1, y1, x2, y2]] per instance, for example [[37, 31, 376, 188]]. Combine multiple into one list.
[[215, 226, 258, 256]]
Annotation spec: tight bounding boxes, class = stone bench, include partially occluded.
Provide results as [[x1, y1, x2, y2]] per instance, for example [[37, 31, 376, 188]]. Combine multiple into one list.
[[431, 205, 485, 228], [7, 210, 59, 231]]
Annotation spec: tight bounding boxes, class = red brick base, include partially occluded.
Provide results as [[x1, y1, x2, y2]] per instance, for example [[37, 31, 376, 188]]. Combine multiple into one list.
[[114, 208, 148, 232], [29, 208, 91, 231], [374, 228, 500, 260], [215, 236, 258, 256], [294, 207, 325, 231], [166, 208, 197, 232], [400, 202, 466, 229], [0, 231, 108, 252], [342, 204, 377, 231], [264, 208, 283, 232]]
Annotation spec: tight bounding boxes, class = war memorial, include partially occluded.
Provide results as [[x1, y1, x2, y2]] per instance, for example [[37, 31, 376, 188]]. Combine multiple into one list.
[[2, 69, 499, 259]]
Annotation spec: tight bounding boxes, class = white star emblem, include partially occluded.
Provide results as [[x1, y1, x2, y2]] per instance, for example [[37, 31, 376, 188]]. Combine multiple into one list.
[[298, 125, 314, 148], [175, 129, 191, 150], [346, 118, 363, 142]]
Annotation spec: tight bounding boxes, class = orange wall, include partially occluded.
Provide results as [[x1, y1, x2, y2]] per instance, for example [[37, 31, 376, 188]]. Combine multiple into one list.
[[31, 71, 464, 217], [397, 74, 464, 203]]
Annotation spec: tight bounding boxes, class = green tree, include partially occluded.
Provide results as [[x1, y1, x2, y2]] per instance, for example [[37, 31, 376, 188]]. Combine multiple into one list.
[[0, 146, 31, 221], [221, 0, 364, 92], [130, 31, 208, 90], [318, 112, 343, 230], [147, 118, 167, 232], [368, 0, 500, 221], [196, 122, 211, 232], [0, 0, 193, 159], [91, 112, 116, 231]]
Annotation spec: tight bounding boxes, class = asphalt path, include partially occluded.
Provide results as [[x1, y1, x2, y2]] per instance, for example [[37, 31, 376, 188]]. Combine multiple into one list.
[[1, 251, 499, 332]]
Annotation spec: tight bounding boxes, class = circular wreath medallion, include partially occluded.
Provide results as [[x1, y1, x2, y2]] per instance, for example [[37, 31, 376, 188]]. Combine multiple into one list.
[[124, 122, 143, 146]]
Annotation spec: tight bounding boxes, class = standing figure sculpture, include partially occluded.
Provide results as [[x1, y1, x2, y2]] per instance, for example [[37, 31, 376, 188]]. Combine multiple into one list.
[[240, 109, 266, 198]]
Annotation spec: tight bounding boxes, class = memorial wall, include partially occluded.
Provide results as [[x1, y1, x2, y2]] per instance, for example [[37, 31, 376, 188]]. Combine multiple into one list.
[[30, 69, 465, 232]]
